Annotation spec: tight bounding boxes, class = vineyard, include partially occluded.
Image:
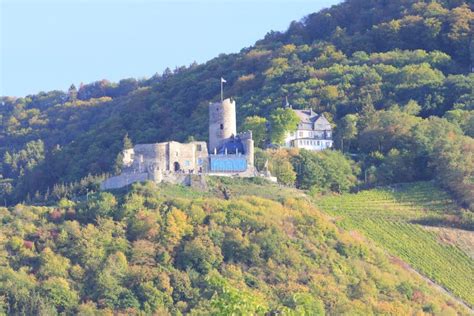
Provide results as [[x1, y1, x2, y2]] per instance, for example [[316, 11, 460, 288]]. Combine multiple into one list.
[[317, 182, 474, 307]]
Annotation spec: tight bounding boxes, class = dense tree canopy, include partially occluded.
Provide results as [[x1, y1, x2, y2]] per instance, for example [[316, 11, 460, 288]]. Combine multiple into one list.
[[0, 181, 468, 314], [0, 0, 472, 211], [268, 108, 300, 145]]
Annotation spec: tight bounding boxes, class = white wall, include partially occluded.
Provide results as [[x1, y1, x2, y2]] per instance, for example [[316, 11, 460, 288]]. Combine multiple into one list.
[[284, 130, 333, 151], [291, 139, 333, 150]]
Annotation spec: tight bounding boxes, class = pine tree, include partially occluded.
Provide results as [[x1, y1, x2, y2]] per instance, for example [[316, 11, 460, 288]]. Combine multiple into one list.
[[358, 94, 376, 131], [68, 84, 77, 105], [114, 152, 124, 175], [114, 133, 133, 174], [123, 133, 133, 150]]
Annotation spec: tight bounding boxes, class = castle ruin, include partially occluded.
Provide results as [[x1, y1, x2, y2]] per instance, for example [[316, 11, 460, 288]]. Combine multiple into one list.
[[100, 97, 261, 190]]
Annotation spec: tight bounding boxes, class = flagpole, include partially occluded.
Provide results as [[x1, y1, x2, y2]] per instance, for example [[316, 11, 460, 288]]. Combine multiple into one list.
[[220, 77, 227, 102]]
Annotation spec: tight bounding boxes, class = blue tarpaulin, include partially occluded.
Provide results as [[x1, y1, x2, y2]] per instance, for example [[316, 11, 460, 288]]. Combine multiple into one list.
[[210, 156, 247, 172]]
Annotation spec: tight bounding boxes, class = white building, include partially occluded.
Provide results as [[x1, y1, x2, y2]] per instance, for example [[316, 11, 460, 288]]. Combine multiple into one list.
[[283, 108, 333, 151]]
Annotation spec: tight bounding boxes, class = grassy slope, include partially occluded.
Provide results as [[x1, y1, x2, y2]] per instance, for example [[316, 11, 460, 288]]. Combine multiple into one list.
[[147, 177, 307, 202], [316, 182, 474, 307], [168, 178, 474, 307], [133, 178, 473, 313]]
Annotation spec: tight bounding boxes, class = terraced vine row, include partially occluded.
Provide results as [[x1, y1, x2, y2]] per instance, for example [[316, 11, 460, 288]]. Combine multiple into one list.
[[317, 182, 474, 306]]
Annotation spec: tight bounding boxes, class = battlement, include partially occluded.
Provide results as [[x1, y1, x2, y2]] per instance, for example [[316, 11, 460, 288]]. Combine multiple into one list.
[[238, 130, 252, 141], [209, 98, 237, 154]]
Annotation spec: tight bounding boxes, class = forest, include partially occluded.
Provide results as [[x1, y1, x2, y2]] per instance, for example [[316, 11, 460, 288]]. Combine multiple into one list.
[[0, 0, 473, 313], [0, 0, 473, 210], [0, 180, 470, 314]]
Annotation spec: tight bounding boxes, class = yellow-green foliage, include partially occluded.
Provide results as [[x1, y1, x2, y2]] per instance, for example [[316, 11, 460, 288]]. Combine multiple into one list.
[[0, 181, 469, 314]]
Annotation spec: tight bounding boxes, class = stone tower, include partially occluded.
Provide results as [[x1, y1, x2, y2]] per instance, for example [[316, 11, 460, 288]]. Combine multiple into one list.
[[208, 98, 236, 153]]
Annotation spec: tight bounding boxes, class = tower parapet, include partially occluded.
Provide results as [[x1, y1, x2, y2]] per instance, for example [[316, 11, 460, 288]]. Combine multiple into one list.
[[208, 98, 236, 153]]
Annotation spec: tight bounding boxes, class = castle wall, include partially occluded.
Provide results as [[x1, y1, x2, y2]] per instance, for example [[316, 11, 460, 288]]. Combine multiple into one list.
[[100, 172, 149, 190], [131, 143, 168, 172], [168, 141, 208, 173], [100, 172, 209, 190], [236, 131, 255, 171], [209, 98, 236, 153], [127, 141, 208, 174]]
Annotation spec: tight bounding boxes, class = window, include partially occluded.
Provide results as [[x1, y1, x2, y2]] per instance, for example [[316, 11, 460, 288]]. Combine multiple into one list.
[[220, 124, 224, 130], [175, 152, 179, 157], [196, 144, 202, 151], [299, 131, 303, 137], [184, 160, 190, 167], [317, 141, 320, 146]]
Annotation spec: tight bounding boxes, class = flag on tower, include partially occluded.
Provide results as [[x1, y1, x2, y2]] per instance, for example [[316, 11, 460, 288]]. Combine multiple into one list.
[[220, 77, 227, 101]]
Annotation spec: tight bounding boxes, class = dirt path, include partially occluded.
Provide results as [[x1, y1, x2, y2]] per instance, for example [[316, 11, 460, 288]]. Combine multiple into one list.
[[424, 226, 474, 260]]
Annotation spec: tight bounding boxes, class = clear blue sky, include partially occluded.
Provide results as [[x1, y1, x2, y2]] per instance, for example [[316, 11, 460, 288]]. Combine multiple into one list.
[[1, 0, 340, 97]]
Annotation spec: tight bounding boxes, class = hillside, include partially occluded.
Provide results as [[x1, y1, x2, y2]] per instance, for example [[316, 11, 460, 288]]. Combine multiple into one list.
[[0, 179, 471, 314], [1, 0, 473, 207], [317, 181, 474, 307], [1, 0, 473, 314]]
